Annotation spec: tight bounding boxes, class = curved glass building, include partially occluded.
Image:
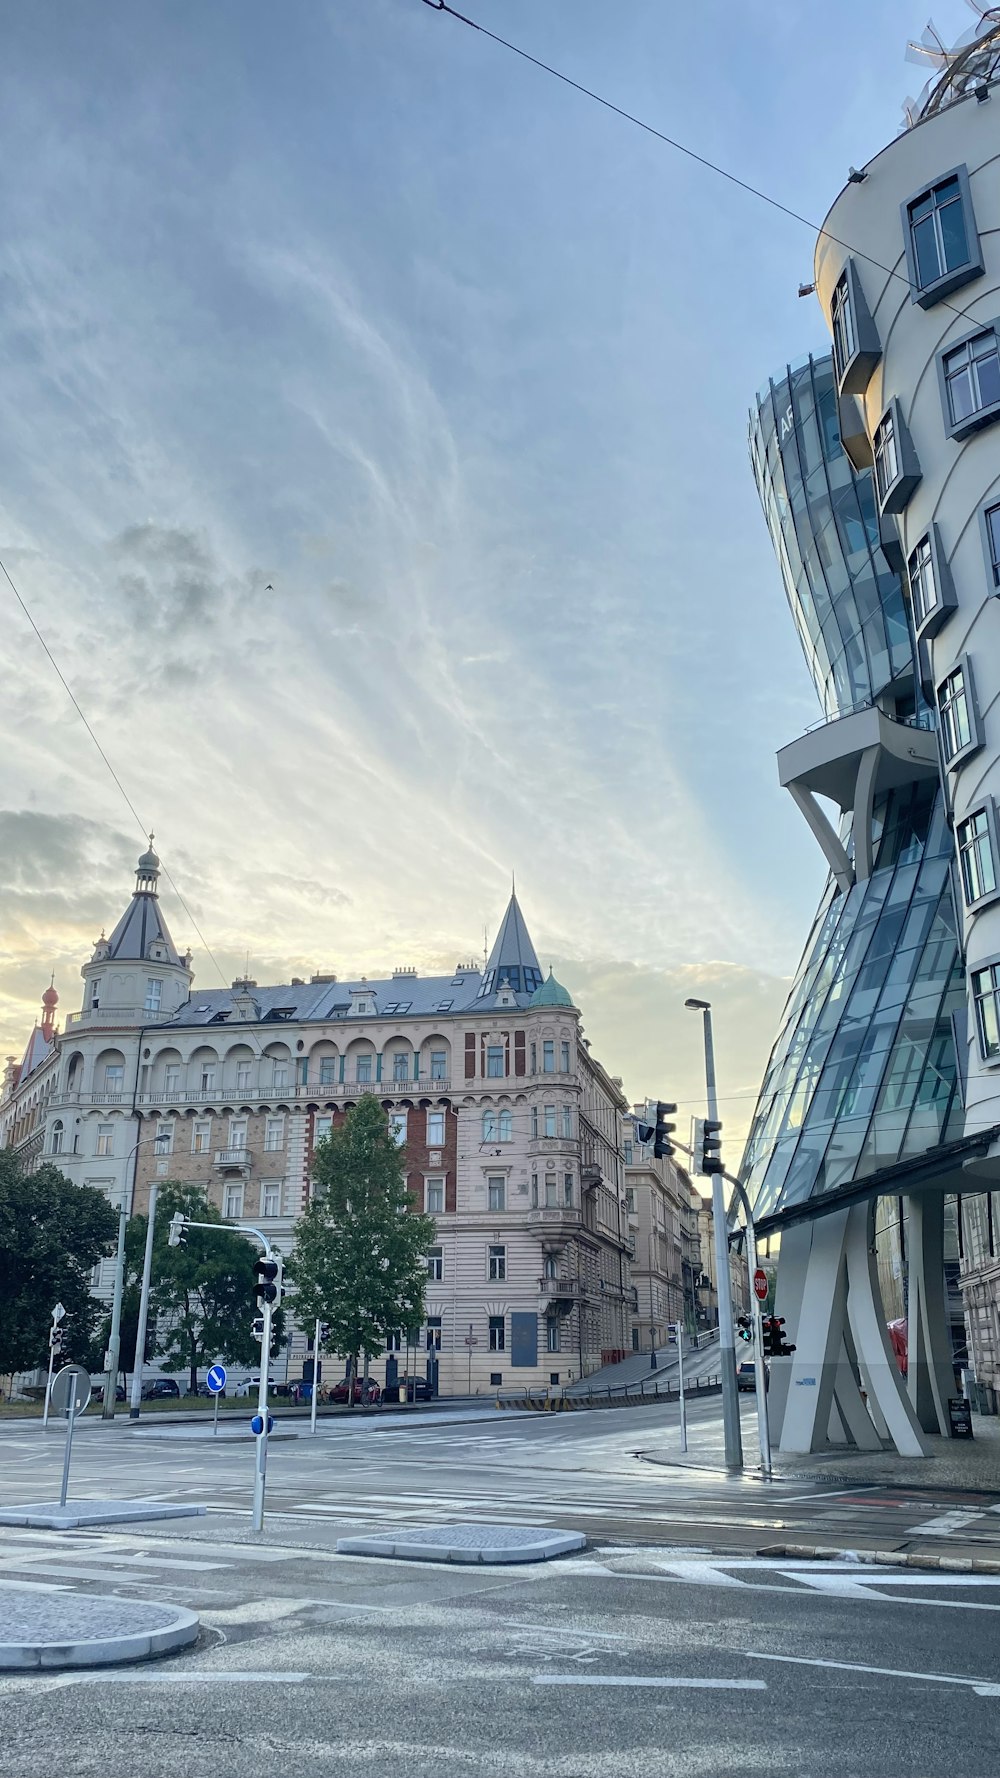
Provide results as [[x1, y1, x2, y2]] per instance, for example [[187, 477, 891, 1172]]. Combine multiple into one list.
[[742, 356, 964, 1225]]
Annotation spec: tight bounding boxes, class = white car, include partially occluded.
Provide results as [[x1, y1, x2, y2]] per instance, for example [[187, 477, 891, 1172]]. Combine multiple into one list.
[[233, 1376, 276, 1398]]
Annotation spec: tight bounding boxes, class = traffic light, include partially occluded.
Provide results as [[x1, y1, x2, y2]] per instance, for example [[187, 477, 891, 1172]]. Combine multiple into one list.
[[318, 1322, 330, 1347], [653, 1102, 677, 1160], [701, 1119, 723, 1175], [762, 1316, 797, 1358], [690, 1116, 706, 1174], [736, 1315, 753, 1344], [254, 1255, 283, 1307], [167, 1211, 187, 1247], [252, 1313, 266, 1344]]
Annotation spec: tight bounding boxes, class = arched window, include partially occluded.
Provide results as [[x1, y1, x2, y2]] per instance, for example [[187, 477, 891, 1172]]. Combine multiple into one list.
[[543, 1254, 557, 1279], [51, 1120, 63, 1154], [482, 1110, 497, 1141], [498, 1110, 512, 1141]]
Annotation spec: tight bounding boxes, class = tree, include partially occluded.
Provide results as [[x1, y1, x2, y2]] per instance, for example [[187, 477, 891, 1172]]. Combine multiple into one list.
[[288, 1095, 436, 1397], [0, 1149, 118, 1376], [132, 1182, 284, 1394]]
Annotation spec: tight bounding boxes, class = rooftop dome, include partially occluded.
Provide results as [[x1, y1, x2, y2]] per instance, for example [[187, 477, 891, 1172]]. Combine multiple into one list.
[[529, 968, 573, 1009]]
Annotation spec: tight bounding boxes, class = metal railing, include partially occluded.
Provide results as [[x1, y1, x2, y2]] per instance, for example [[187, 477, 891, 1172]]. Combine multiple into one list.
[[496, 1372, 723, 1412], [214, 1148, 252, 1167]]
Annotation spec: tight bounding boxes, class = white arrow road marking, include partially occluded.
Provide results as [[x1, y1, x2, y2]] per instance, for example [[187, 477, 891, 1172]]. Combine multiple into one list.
[[532, 1675, 767, 1690], [745, 1650, 1000, 1695]]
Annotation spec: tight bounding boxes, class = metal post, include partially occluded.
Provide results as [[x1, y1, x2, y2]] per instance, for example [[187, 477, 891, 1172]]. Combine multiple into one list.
[[42, 1343, 56, 1431], [310, 1318, 320, 1436], [129, 1179, 159, 1420], [648, 1230, 657, 1369], [727, 1173, 772, 1481], [102, 1197, 129, 1421], [699, 1005, 743, 1471], [59, 1395, 77, 1508], [252, 1297, 272, 1533], [676, 1320, 687, 1453], [213, 1389, 221, 1437]]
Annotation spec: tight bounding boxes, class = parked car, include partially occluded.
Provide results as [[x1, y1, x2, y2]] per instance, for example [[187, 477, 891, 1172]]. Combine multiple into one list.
[[196, 1382, 225, 1398], [328, 1378, 381, 1405], [386, 1376, 433, 1403], [141, 1378, 181, 1400], [737, 1362, 769, 1393], [92, 1382, 126, 1403], [233, 1376, 277, 1398]]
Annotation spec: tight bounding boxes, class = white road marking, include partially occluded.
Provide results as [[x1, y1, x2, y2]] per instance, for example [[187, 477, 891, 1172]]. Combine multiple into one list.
[[532, 1674, 767, 1690], [745, 1649, 1000, 1695], [0, 1577, 69, 1592], [50, 1670, 316, 1685], [907, 1509, 988, 1536], [504, 1622, 629, 1641], [0, 1551, 226, 1574]]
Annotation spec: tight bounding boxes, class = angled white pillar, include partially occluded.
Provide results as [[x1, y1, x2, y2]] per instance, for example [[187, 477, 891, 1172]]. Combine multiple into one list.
[[906, 1194, 957, 1437], [844, 1200, 929, 1458], [773, 1208, 850, 1454]]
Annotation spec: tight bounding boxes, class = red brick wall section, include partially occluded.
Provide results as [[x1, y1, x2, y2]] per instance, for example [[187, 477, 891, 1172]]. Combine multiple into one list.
[[465, 1033, 476, 1078], [514, 1030, 525, 1076], [405, 1105, 457, 1213]]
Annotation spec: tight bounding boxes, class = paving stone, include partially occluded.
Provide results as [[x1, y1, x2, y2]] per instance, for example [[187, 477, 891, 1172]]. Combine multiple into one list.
[[0, 1592, 199, 1670], [0, 1499, 206, 1530], [336, 1523, 586, 1564]]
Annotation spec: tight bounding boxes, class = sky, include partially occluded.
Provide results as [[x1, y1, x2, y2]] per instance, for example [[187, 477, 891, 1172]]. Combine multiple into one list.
[[0, 1, 973, 1157]]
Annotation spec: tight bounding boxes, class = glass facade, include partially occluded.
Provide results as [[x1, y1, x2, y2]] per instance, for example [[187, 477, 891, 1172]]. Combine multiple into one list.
[[749, 356, 915, 722], [743, 355, 964, 1224]]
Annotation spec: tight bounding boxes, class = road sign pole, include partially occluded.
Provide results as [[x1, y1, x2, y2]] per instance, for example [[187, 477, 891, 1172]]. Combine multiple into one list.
[[252, 1298, 273, 1533], [213, 1391, 221, 1438], [59, 1395, 77, 1508], [676, 1321, 687, 1454], [748, 1235, 772, 1480], [311, 1318, 320, 1437], [42, 1344, 55, 1432]]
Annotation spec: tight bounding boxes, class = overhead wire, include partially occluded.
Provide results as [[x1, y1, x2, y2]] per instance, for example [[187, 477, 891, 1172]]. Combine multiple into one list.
[[419, 0, 992, 333]]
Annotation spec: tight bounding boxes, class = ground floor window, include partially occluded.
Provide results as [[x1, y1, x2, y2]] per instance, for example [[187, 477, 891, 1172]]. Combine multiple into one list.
[[489, 1314, 505, 1351]]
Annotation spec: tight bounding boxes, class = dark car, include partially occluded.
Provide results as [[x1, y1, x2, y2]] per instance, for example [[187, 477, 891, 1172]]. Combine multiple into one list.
[[389, 1376, 433, 1403], [92, 1382, 126, 1404], [328, 1378, 381, 1405], [737, 1361, 769, 1393], [196, 1382, 225, 1398], [142, 1378, 181, 1400]]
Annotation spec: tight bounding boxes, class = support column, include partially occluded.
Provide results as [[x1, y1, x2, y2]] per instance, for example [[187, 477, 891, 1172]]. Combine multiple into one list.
[[844, 1200, 929, 1457], [906, 1194, 957, 1437], [772, 1209, 850, 1454]]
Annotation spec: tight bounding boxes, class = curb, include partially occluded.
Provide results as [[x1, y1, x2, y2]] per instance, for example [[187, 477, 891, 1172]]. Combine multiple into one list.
[[337, 1525, 587, 1564], [756, 1541, 1000, 1573], [0, 1600, 200, 1671]]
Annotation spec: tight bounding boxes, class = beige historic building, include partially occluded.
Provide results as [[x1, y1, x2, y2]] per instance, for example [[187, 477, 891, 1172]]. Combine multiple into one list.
[[0, 846, 632, 1392]]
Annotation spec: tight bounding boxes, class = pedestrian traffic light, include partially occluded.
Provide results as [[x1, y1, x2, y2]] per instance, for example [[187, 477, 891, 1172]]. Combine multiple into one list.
[[701, 1119, 723, 1175], [690, 1116, 706, 1175], [167, 1211, 188, 1247], [764, 1315, 796, 1358], [254, 1255, 283, 1306], [318, 1322, 330, 1347], [736, 1315, 753, 1344], [653, 1102, 677, 1160], [252, 1313, 265, 1343]]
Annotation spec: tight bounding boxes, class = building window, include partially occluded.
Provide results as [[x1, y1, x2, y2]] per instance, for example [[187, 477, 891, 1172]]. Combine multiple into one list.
[[297, 1057, 308, 1086], [229, 1118, 248, 1150], [958, 804, 1000, 909], [486, 1045, 504, 1078], [386, 1331, 402, 1352], [529, 1042, 537, 1074], [427, 1246, 443, 1281], [830, 258, 882, 390], [972, 960, 1000, 1060], [941, 326, 1000, 440], [426, 1178, 445, 1214], [938, 658, 980, 766], [389, 1111, 407, 1148], [545, 1175, 557, 1206], [872, 399, 919, 514], [236, 1061, 252, 1092], [906, 527, 954, 640], [564, 1173, 574, 1206], [315, 1114, 333, 1144], [430, 1050, 447, 1081], [192, 1119, 211, 1154], [356, 1053, 372, 1083], [392, 1051, 409, 1082], [224, 1183, 245, 1219], [51, 1120, 64, 1154], [200, 1064, 216, 1093], [272, 1062, 288, 1091], [543, 1040, 555, 1073], [831, 269, 857, 381], [546, 1319, 561, 1353], [426, 1316, 442, 1351], [319, 1056, 336, 1085], [155, 1120, 173, 1156], [624, 1139, 634, 1165], [262, 1182, 281, 1218], [904, 167, 981, 307], [488, 1176, 506, 1212], [488, 1243, 506, 1281], [89, 977, 102, 1010], [560, 1040, 570, 1072], [103, 1063, 124, 1094], [531, 1173, 538, 1208], [144, 978, 163, 1014], [164, 1063, 180, 1094], [625, 1187, 636, 1213], [544, 1105, 557, 1138], [531, 1105, 539, 1138], [263, 1116, 283, 1151], [498, 1109, 512, 1142], [96, 1123, 114, 1157], [562, 1105, 573, 1139], [981, 500, 1000, 590], [489, 1314, 505, 1351], [427, 1110, 445, 1147], [873, 408, 898, 505]]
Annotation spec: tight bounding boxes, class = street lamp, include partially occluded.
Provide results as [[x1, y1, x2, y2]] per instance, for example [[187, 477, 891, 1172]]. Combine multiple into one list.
[[102, 1128, 169, 1422], [684, 997, 743, 1471]]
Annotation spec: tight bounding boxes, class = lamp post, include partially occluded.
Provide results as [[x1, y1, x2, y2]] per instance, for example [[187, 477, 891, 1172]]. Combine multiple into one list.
[[103, 1128, 169, 1422], [684, 997, 743, 1471]]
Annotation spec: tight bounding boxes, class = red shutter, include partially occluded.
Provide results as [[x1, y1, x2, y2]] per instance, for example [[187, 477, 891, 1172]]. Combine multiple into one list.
[[514, 1030, 526, 1077], [465, 1033, 476, 1079]]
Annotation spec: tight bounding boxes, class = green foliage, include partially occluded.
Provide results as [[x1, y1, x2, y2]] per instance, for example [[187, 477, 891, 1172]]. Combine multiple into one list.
[[288, 1095, 436, 1369], [0, 1149, 118, 1375], [130, 1182, 284, 1394]]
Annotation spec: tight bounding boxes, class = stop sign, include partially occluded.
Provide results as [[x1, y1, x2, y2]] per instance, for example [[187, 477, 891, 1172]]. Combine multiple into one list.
[[753, 1268, 768, 1301]]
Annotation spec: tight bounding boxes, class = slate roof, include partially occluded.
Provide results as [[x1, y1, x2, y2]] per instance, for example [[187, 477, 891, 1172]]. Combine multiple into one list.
[[105, 891, 182, 967], [158, 969, 486, 1029], [18, 1025, 54, 1082], [476, 892, 543, 1007]]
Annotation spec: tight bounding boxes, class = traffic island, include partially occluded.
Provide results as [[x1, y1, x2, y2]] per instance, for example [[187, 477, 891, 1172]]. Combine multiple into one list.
[[336, 1524, 586, 1564], [0, 1500, 206, 1530], [0, 1593, 199, 1671]]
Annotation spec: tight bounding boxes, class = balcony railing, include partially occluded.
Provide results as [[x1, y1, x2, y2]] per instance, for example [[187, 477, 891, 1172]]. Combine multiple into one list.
[[538, 1276, 588, 1299], [214, 1148, 252, 1168], [527, 1208, 582, 1238], [64, 1007, 174, 1028], [133, 1077, 452, 1108]]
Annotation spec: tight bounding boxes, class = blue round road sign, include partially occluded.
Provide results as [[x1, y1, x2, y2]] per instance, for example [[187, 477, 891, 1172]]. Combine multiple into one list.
[[207, 1364, 227, 1394], [250, 1412, 275, 1436]]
